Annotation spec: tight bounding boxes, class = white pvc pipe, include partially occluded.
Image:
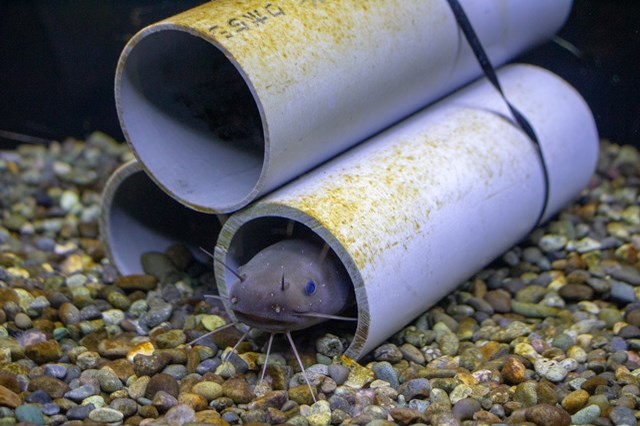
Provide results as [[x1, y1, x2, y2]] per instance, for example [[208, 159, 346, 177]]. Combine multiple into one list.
[[100, 161, 222, 275], [116, 0, 572, 213], [215, 64, 599, 359]]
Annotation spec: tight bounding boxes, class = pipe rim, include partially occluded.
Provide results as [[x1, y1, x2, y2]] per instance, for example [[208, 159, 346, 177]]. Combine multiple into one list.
[[115, 23, 269, 214], [100, 160, 223, 276], [216, 203, 369, 359]]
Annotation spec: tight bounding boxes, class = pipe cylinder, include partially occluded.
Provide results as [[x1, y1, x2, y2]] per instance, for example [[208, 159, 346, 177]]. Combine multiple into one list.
[[100, 161, 222, 275], [215, 64, 599, 359], [116, 0, 572, 213]]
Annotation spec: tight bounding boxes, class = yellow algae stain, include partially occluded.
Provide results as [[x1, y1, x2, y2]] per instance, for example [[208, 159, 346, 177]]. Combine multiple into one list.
[[283, 108, 525, 271], [154, 0, 446, 96]]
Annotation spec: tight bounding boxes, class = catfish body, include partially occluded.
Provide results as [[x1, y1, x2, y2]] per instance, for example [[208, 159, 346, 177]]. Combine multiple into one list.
[[228, 239, 352, 333]]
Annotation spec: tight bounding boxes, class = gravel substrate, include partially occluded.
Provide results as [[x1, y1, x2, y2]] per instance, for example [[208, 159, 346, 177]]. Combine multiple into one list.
[[0, 133, 639, 426]]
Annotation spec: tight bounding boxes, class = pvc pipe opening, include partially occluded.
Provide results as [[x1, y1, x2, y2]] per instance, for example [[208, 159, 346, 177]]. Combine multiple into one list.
[[116, 28, 264, 213], [101, 162, 222, 275], [218, 215, 363, 349]]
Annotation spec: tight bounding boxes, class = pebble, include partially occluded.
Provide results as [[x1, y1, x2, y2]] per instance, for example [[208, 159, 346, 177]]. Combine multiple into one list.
[[88, 407, 124, 423], [15, 404, 45, 425], [24, 340, 62, 364], [328, 364, 350, 386], [611, 281, 638, 303], [164, 404, 196, 424], [562, 389, 590, 413], [609, 406, 638, 426], [0, 385, 21, 408], [59, 302, 81, 325], [191, 381, 224, 401], [539, 234, 568, 252], [14, 313, 32, 329], [97, 367, 123, 392], [398, 378, 430, 400], [141, 299, 173, 328], [371, 361, 399, 389], [525, 403, 571, 426], [452, 397, 481, 421], [110, 397, 138, 418], [67, 403, 95, 420], [571, 404, 601, 425], [64, 383, 100, 401], [115, 274, 158, 291], [534, 358, 568, 382], [146, 373, 179, 399], [501, 355, 526, 384]]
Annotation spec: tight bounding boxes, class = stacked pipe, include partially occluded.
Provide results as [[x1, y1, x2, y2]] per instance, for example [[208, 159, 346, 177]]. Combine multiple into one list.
[[101, 0, 598, 358]]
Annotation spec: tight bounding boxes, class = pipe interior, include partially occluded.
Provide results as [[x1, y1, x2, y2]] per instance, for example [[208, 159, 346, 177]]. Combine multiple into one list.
[[106, 169, 221, 275], [118, 29, 264, 212], [222, 217, 359, 338]]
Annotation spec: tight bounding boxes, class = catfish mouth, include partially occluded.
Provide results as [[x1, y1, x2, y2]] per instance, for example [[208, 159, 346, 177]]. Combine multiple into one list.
[[232, 310, 311, 333]]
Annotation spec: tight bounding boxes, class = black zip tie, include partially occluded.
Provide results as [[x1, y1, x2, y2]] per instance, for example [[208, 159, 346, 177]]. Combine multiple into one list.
[[445, 0, 551, 230]]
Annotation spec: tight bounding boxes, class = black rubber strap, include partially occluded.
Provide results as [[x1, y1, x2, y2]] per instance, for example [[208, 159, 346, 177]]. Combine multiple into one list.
[[445, 0, 551, 228]]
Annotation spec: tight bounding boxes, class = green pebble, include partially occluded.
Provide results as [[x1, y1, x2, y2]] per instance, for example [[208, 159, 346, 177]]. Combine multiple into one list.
[[201, 315, 226, 331], [511, 301, 560, 318], [513, 381, 538, 407], [79, 319, 105, 334], [15, 405, 45, 426], [515, 285, 548, 303], [155, 329, 186, 349], [552, 333, 574, 351], [107, 291, 131, 310], [598, 308, 623, 328], [101, 309, 125, 326], [14, 313, 32, 329]]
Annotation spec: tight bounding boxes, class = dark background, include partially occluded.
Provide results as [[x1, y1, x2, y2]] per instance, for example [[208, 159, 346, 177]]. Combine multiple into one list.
[[1, 0, 639, 148]]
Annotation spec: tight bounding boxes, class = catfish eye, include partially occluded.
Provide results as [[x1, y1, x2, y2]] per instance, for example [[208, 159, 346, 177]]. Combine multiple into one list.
[[304, 280, 317, 295]]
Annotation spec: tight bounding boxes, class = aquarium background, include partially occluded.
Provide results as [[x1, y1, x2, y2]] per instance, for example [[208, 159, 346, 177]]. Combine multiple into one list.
[[0, 0, 638, 147]]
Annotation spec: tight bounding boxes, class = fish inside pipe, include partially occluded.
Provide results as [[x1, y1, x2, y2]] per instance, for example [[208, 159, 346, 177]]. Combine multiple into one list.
[[192, 230, 356, 402]]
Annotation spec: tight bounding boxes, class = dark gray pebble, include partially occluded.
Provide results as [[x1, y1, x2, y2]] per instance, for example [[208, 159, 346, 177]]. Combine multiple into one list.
[[373, 343, 403, 363], [329, 395, 352, 414], [67, 403, 95, 420], [162, 364, 188, 380], [225, 351, 249, 375], [467, 296, 495, 314], [398, 378, 430, 400], [316, 333, 344, 358], [141, 300, 173, 328], [196, 358, 221, 375], [65, 365, 82, 383], [328, 364, 350, 386], [222, 411, 241, 424], [79, 305, 102, 321], [41, 402, 60, 416], [452, 397, 482, 421], [371, 361, 399, 388], [25, 389, 51, 404], [110, 397, 139, 418], [618, 325, 640, 338], [603, 263, 640, 286], [610, 337, 629, 352], [610, 281, 637, 304], [44, 364, 68, 379], [64, 383, 100, 401]]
